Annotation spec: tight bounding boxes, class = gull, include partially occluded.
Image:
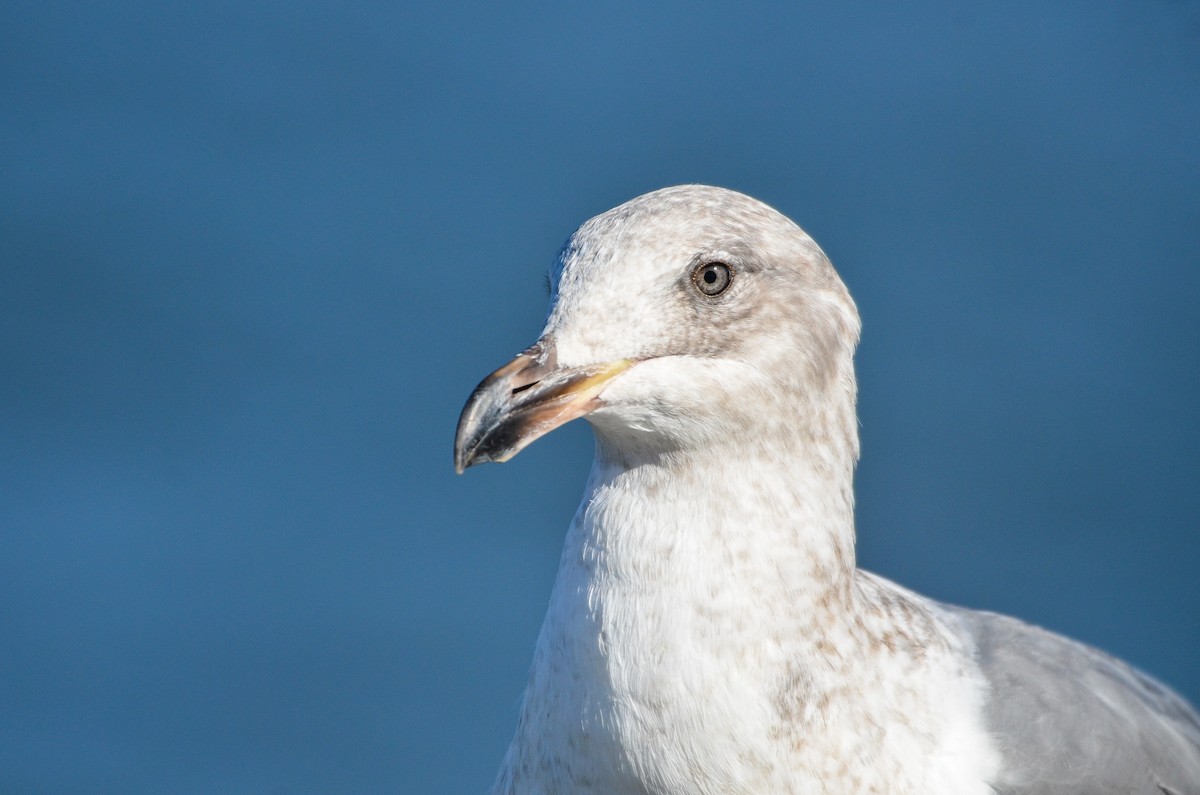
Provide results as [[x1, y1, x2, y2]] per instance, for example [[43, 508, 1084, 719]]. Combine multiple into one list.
[[454, 185, 1200, 794]]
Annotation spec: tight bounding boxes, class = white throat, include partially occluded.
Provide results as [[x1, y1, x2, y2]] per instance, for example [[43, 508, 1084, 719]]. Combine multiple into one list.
[[492, 398, 999, 795]]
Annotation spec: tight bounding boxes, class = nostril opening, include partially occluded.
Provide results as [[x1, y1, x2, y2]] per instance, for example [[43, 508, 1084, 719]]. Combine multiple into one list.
[[512, 381, 539, 396]]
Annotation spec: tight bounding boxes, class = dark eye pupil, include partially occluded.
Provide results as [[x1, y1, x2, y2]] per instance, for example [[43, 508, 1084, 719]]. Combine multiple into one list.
[[704, 269, 717, 284]]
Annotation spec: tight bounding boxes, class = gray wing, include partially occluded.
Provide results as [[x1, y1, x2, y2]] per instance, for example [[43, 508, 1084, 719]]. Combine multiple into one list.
[[939, 605, 1200, 794]]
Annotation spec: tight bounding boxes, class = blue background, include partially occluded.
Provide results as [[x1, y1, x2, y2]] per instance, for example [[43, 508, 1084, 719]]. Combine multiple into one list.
[[2, 3, 1198, 792]]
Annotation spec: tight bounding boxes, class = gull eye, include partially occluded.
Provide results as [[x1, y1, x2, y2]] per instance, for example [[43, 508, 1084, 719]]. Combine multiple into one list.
[[692, 262, 733, 297]]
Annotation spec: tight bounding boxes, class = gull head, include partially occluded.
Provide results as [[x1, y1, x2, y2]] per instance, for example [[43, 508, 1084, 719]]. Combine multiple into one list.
[[454, 185, 861, 472]]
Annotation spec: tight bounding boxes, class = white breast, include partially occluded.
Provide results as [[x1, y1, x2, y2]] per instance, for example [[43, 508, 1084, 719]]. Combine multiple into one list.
[[490, 455, 1000, 795]]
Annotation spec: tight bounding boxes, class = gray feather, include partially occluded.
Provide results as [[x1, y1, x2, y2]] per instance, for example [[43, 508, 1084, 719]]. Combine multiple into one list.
[[940, 606, 1200, 794]]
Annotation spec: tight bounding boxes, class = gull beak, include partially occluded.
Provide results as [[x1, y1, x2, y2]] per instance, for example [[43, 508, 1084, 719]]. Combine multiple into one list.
[[454, 338, 632, 473]]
